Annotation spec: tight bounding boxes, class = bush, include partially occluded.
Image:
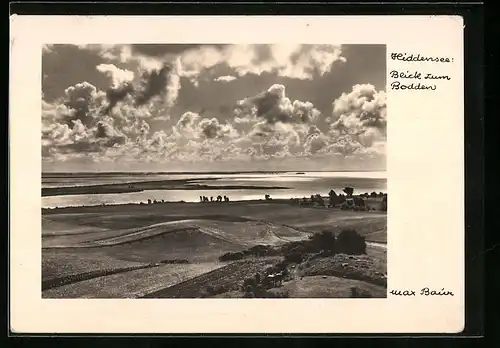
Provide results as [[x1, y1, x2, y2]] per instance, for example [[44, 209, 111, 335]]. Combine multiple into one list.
[[284, 251, 303, 263], [350, 286, 373, 298], [219, 251, 245, 261], [309, 230, 337, 254], [340, 202, 351, 210], [380, 195, 387, 211], [265, 289, 290, 298], [248, 244, 279, 257], [243, 291, 255, 298], [336, 229, 366, 255]]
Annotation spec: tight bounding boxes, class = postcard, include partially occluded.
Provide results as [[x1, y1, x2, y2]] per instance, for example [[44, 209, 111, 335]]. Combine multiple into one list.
[[9, 15, 464, 333]]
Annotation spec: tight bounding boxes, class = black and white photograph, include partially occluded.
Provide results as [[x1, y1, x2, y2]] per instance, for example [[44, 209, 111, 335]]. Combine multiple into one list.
[[41, 43, 388, 299], [10, 14, 468, 333]]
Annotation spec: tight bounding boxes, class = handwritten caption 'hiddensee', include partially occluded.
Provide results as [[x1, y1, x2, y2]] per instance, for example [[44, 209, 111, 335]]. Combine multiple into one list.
[[390, 53, 454, 91]]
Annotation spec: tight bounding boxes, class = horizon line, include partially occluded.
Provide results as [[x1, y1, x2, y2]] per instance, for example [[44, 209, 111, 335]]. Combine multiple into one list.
[[42, 169, 387, 175]]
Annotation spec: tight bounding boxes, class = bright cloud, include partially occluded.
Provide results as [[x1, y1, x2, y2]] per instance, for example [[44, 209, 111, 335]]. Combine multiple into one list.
[[42, 44, 386, 170]]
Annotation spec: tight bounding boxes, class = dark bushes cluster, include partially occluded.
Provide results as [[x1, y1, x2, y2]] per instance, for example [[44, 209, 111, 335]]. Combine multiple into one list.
[[240, 269, 291, 298], [219, 251, 245, 261], [219, 244, 280, 261], [201, 284, 234, 297], [281, 229, 367, 263], [350, 286, 373, 298], [336, 229, 367, 255], [158, 259, 189, 264]]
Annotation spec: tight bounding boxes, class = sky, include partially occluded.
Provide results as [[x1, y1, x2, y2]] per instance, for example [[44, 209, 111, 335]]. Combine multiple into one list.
[[42, 44, 387, 172]]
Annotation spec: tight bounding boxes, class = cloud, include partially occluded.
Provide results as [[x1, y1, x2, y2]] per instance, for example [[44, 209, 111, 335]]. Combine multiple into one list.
[[214, 75, 237, 83], [236, 84, 321, 125], [177, 44, 346, 84], [135, 63, 172, 106], [60, 81, 106, 127], [96, 64, 134, 86], [86, 44, 345, 87], [330, 84, 387, 146], [198, 117, 238, 139], [42, 69, 385, 169], [103, 82, 135, 115]]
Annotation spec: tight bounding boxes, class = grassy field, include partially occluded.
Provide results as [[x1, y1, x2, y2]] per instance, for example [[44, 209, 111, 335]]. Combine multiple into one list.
[[43, 262, 224, 298], [42, 200, 387, 298]]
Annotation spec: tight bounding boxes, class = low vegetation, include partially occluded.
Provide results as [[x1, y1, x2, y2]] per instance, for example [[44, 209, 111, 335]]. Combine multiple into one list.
[[219, 244, 280, 261], [211, 228, 378, 298]]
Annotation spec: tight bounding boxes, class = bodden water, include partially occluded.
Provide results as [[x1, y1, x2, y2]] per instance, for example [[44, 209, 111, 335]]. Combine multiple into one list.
[[42, 171, 387, 209]]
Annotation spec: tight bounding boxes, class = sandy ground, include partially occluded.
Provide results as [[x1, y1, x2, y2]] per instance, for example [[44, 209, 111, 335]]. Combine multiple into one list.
[[42, 200, 387, 298]]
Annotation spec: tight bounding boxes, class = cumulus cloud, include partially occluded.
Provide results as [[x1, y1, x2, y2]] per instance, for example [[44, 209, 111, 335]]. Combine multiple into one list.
[[42, 54, 385, 169], [135, 64, 171, 106], [60, 81, 106, 127], [330, 84, 387, 147], [214, 75, 237, 83], [83, 44, 345, 87], [236, 84, 321, 125], [177, 44, 346, 84], [96, 64, 134, 86], [103, 83, 135, 115]]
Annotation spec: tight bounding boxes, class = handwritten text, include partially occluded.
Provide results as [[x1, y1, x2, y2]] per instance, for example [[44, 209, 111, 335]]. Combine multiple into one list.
[[389, 288, 455, 297]]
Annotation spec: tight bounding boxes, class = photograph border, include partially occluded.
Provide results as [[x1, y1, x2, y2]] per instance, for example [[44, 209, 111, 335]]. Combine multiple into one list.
[[8, 2, 485, 339]]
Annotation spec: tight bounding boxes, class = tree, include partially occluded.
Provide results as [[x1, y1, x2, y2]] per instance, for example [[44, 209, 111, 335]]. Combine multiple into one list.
[[370, 191, 377, 197], [314, 194, 325, 206], [343, 187, 354, 197], [381, 195, 387, 211], [336, 229, 366, 255], [328, 190, 338, 207]]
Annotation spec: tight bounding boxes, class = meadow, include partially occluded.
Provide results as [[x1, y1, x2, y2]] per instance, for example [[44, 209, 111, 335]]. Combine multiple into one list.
[[42, 198, 387, 298]]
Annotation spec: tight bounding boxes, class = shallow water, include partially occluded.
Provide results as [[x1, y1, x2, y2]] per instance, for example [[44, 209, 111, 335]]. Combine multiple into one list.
[[42, 171, 387, 209]]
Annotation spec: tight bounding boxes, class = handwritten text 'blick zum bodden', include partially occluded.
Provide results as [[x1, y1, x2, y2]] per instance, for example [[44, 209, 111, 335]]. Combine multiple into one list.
[[389, 53, 453, 91]]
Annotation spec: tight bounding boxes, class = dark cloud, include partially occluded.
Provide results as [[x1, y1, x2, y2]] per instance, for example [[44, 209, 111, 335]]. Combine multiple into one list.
[[198, 118, 233, 139], [95, 121, 128, 147], [251, 91, 287, 123], [251, 44, 273, 65], [237, 84, 320, 126], [131, 44, 228, 57], [103, 82, 135, 114], [135, 64, 172, 106]]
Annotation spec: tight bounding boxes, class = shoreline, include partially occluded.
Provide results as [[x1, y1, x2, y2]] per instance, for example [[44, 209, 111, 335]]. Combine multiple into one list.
[[42, 179, 290, 197], [42, 197, 387, 216], [43, 170, 387, 176]]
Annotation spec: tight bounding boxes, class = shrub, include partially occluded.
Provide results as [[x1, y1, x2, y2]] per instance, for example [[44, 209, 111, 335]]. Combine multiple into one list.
[[243, 291, 255, 298], [219, 251, 245, 262], [309, 230, 337, 254], [314, 194, 325, 207], [248, 244, 279, 257], [340, 202, 351, 210], [205, 285, 216, 295], [380, 195, 387, 211], [336, 229, 367, 255], [350, 286, 373, 298], [267, 289, 290, 298], [242, 277, 257, 291], [343, 187, 354, 196], [284, 251, 303, 263]]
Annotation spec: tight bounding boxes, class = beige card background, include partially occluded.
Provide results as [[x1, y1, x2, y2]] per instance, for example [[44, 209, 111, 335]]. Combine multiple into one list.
[[9, 15, 464, 333]]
